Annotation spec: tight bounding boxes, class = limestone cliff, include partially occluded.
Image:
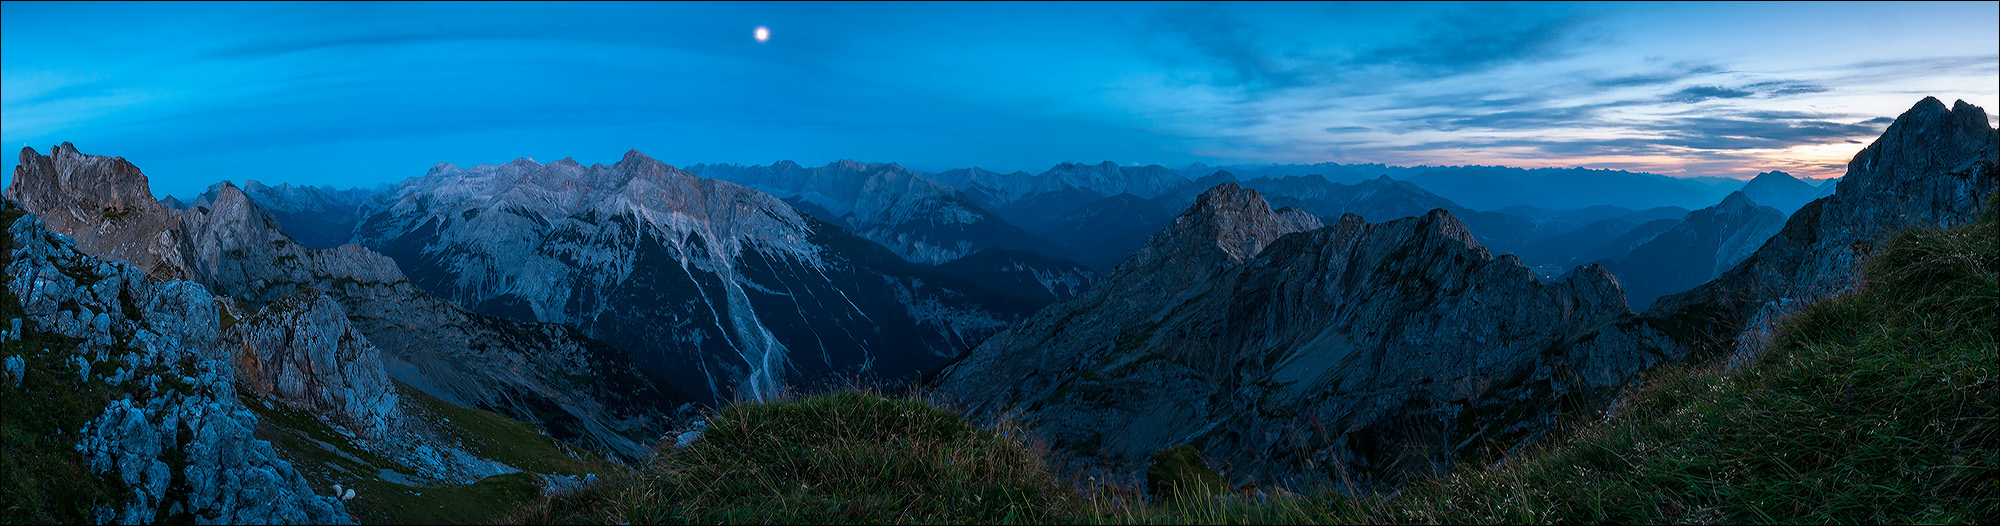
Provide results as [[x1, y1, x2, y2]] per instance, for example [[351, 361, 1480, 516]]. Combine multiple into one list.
[[1650, 98, 1999, 361]]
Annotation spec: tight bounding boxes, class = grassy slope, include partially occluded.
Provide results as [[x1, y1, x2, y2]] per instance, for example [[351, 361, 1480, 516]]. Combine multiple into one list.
[[511, 391, 1086, 524], [513, 195, 1998, 525], [250, 380, 622, 524]]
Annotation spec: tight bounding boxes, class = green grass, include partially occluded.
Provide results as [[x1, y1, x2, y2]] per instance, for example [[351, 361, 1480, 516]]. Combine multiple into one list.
[[511, 390, 1085, 524], [396, 381, 619, 477], [249, 380, 624, 524], [0, 300, 126, 525], [0, 205, 128, 525]]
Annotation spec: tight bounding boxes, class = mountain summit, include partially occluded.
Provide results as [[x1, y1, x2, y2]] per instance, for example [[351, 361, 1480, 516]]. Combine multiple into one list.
[[354, 152, 1041, 405], [934, 183, 1676, 490], [1653, 97, 1998, 360]]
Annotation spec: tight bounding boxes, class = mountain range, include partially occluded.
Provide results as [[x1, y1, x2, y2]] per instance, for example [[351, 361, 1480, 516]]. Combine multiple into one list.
[[5, 96, 1992, 523], [350, 153, 1045, 405]]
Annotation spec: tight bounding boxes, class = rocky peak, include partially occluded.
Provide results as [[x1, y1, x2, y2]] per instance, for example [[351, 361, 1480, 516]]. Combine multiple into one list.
[[934, 196, 1668, 491], [1828, 97, 1995, 207], [1414, 207, 1481, 248], [1651, 97, 1997, 359], [1717, 190, 1759, 210], [6, 143, 189, 281], [425, 161, 461, 177], [1749, 170, 1797, 183], [1134, 183, 1323, 269], [611, 149, 682, 184]]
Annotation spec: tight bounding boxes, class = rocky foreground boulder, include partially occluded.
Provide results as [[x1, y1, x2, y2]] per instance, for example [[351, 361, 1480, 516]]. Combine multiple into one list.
[[933, 183, 1680, 492], [6, 212, 352, 524]]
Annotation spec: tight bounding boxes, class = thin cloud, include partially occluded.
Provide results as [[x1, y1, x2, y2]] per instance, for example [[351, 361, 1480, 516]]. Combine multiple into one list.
[[1665, 85, 1756, 103], [1354, 9, 1601, 77], [1591, 62, 1725, 88]]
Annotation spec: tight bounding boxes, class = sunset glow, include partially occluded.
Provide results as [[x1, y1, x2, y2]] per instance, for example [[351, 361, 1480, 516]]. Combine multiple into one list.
[[2, 2, 1993, 197]]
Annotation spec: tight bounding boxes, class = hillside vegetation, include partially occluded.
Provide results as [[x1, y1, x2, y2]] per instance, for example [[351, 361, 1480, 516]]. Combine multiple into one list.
[[512, 192, 1998, 524]]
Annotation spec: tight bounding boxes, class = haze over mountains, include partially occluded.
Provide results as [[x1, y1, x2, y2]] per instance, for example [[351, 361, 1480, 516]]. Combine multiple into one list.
[[115, 141, 1864, 332], [4, 97, 1992, 523]]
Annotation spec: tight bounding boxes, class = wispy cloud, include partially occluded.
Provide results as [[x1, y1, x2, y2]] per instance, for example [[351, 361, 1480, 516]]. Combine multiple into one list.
[[1590, 62, 1725, 88], [1351, 7, 1600, 77], [1664, 85, 1756, 103]]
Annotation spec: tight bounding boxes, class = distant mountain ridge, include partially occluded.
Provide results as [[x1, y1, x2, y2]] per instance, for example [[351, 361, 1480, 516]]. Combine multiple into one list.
[[1737, 170, 1819, 214], [187, 180, 378, 249], [1613, 191, 1789, 309], [1178, 163, 1744, 211], [686, 160, 1065, 266]]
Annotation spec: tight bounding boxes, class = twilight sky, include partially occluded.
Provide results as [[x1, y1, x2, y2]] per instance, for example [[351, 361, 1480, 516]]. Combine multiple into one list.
[[3, 1, 1996, 198]]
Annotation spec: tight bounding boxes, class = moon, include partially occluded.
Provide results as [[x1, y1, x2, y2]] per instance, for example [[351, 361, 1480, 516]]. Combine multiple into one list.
[[754, 26, 770, 43]]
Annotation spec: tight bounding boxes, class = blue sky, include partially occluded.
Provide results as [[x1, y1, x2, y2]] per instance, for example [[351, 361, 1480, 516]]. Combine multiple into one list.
[[3, 1, 1996, 198]]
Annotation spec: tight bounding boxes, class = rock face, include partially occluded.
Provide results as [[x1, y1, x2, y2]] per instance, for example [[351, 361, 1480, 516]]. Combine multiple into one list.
[[686, 160, 1061, 265], [933, 183, 1678, 491], [232, 287, 400, 439], [7, 145, 689, 462], [192, 180, 377, 249], [353, 152, 1037, 405], [7, 143, 189, 281], [5, 213, 353, 525], [1614, 191, 1788, 310], [1652, 98, 1998, 360]]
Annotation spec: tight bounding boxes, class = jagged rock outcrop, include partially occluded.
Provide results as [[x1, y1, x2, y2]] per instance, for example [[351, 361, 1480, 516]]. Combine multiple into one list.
[[232, 287, 399, 439], [7, 143, 189, 282], [5, 213, 353, 524], [354, 152, 1037, 405], [1231, 174, 1540, 255], [1651, 98, 1999, 359], [191, 180, 377, 249], [1614, 191, 1788, 309], [933, 183, 1679, 492], [7, 144, 690, 462], [687, 160, 1062, 265]]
